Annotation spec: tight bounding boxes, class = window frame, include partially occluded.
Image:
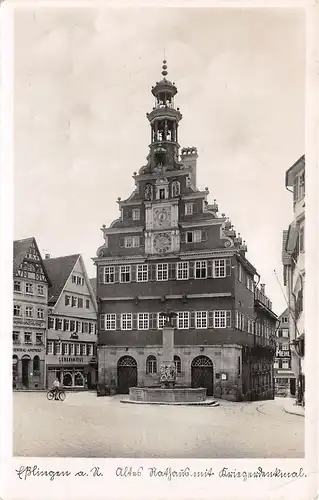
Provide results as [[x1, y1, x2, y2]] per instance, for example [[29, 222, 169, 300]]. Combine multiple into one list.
[[121, 313, 133, 330], [156, 263, 168, 281], [177, 311, 189, 329], [195, 260, 207, 279], [138, 313, 149, 330], [137, 264, 148, 282], [177, 261, 189, 280], [195, 311, 208, 329], [105, 313, 116, 330]]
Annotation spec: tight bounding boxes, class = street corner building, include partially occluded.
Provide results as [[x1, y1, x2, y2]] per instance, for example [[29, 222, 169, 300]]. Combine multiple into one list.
[[273, 308, 296, 397], [93, 61, 278, 402], [13, 237, 51, 390], [43, 254, 98, 390], [282, 155, 305, 405]]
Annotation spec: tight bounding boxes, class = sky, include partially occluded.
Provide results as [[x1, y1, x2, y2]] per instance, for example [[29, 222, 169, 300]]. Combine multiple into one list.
[[13, 7, 305, 315]]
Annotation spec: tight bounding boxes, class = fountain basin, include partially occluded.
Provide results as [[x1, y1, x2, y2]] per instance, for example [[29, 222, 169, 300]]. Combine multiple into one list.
[[126, 386, 207, 404]]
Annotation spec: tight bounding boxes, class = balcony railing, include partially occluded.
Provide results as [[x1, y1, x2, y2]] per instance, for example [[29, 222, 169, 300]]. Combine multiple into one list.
[[255, 288, 273, 311]]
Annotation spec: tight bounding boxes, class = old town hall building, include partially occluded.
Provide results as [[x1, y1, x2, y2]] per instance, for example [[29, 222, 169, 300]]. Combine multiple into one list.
[[94, 61, 277, 401]]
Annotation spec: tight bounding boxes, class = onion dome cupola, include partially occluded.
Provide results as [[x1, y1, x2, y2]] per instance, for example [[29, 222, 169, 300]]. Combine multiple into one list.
[[145, 60, 183, 173]]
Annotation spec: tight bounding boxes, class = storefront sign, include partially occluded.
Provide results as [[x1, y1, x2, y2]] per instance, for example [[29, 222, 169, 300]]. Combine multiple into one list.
[[13, 319, 45, 328], [58, 356, 84, 363], [13, 347, 43, 353], [276, 349, 291, 358]]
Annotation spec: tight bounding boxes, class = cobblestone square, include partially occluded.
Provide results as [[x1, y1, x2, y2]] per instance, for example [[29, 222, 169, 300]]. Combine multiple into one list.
[[13, 392, 304, 458]]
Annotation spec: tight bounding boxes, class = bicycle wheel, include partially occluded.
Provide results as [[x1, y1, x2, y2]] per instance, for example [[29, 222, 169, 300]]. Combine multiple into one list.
[[46, 390, 54, 401], [59, 391, 66, 401]]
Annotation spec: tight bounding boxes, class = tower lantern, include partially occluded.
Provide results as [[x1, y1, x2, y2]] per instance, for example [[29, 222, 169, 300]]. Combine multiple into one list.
[[146, 60, 183, 172]]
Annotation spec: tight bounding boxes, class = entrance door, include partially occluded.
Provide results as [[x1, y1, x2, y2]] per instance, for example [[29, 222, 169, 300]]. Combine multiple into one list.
[[191, 356, 214, 396], [290, 378, 296, 397], [22, 358, 30, 388], [117, 356, 138, 394]]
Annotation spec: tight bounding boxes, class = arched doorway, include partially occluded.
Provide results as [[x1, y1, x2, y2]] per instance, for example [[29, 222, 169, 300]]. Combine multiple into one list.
[[191, 356, 214, 396], [21, 355, 31, 388], [117, 356, 137, 394]]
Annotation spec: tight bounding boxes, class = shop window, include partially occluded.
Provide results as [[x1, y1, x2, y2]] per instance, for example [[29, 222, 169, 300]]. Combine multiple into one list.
[[74, 372, 84, 387], [33, 356, 40, 375], [63, 372, 73, 387]]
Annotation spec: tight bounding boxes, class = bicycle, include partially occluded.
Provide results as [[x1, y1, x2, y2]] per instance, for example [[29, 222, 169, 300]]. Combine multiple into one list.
[[46, 388, 66, 401]]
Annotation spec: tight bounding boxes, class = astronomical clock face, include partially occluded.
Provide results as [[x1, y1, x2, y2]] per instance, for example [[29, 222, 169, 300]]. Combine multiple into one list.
[[153, 233, 171, 253], [153, 207, 171, 228]]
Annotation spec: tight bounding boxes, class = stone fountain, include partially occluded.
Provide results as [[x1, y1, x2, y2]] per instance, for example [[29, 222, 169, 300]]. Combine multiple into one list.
[[124, 311, 217, 406]]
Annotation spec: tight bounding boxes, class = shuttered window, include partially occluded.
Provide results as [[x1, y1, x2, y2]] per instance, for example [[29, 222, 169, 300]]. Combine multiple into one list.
[[195, 260, 207, 279], [157, 263, 168, 281], [195, 311, 208, 329], [138, 313, 149, 330], [120, 266, 131, 283], [212, 259, 231, 278], [105, 314, 116, 330], [137, 264, 148, 282], [213, 310, 232, 329], [177, 312, 189, 329], [177, 261, 189, 280], [104, 266, 115, 283], [121, 313, 132, 330]]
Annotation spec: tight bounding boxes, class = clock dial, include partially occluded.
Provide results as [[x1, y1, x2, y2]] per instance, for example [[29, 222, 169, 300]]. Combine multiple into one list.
[[154, 233, 171, 253], [153, 207, 171, 228]]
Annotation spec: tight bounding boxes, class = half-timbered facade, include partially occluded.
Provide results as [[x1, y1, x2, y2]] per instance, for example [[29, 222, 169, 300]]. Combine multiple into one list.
[[13, 237, 51, 389], [94, 61, 277, 401]]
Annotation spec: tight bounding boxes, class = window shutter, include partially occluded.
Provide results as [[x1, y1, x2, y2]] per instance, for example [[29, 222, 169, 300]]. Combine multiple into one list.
[[119, 237, 125, 248], [132, 313, 138, 330], [201, 230, 208, 242], [193, 202, 198, 214], [131, 266, 136, 282], [168, 263, 176, 280], [190, 311, 196, 328], [226, 311, 232, 328], [150, 264, 156, 281], [114, 267, 119, 283], [207, 260, 213, 278], [180, 232, 185, 243], [116, 314, 121, 330], [189, 261, 194, 279], [226, 259, 232, 276], [99, 314, 105, 330], [98, 266, 104, 283], [150, 313, 157, 329], [208, 311, 214, 328]]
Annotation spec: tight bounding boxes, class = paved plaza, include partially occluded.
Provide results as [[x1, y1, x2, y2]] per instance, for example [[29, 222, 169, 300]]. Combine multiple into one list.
[[13, 392, 304, 458]]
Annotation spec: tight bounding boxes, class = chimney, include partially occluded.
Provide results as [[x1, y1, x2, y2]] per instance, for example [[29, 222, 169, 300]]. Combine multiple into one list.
[[45, 254, 51, 260], [260, 284, 265, 295], [181, 147, 198, 188]]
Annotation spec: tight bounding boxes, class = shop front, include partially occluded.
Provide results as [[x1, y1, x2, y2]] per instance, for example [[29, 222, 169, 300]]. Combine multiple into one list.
[[12, 345, 46, 390], [46, 354, 97, 390]]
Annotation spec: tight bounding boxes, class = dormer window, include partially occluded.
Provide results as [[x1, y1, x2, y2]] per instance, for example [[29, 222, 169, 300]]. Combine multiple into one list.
[[132, 209, 140, 221], [185, 203, 193, 215]]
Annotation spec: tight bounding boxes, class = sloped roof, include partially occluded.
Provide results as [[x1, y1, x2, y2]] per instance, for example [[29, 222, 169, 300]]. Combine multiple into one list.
[[89, 278, 97, 297], [43, 254, 80, 305], [13, 237, 35, 274], [13, 237, 51, 285]]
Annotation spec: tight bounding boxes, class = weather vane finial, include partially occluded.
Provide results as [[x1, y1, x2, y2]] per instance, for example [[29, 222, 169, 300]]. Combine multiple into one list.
[[162, 52, 168, 78]]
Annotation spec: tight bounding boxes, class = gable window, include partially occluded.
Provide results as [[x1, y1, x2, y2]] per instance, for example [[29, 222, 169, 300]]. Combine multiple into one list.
[[56, 318, 63, 330], [72, 275, 76, 284], [213, 259, 231, 278], [65, 295, 71, 306], [78, 297, 83, 308], [185, 203, 194, 215], [13, 305, 21, 317], [64, 319, 70, 332], [105, 314, 116, 330], [82, 322, 89, 333], [177, 261, 189, 280], [86, 299, 90, 309], [89, 322, 95, 334], [75, 344, 81, 355], [195, 261, 207, 279], [157, 263, 168, 281], [70, 320, 76, 332], [282, 317, 288, 323], [72, 296, 78, 307], [177, 312, 189, 329], [37, 284, 44, 296], [25, 283, 33, 294], [36, 333, 43, 345], [87, 344, 93, 356], [120, 266, 131, 283], [14, 281, 21, 292], [37, 308, 44, 319], [138, 313, 149, 330], [299, 172, 305, 198], [238, 264, 242, 282], [25, 306, 33, 318], [132, 209, 140, 221], [137, 264, 148, 282], [104, 266, 115, 284], [196, 311, 207, 329], [124, 236, 140, 248], [146, 355, 157, 374]]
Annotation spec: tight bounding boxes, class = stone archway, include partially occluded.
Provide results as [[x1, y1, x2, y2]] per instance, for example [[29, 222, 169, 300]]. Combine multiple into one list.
[[117, 356, 137, 394], [191, 355, 214, 396]]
